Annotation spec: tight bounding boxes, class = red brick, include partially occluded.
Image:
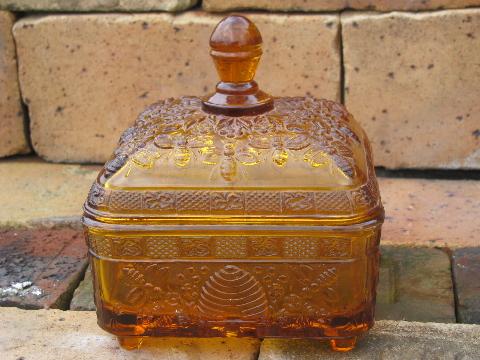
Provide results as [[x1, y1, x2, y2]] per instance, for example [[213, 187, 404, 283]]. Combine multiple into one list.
[[0, 227, 87, 309]]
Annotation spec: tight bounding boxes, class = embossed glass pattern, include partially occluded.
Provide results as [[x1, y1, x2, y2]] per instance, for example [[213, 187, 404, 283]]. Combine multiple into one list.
[[82, 15, 383, 352]]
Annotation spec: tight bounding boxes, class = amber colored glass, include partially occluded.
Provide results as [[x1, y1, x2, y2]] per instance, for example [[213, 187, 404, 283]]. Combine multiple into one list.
[[83, 15, 383, 352], [202, 15, 273, 116]]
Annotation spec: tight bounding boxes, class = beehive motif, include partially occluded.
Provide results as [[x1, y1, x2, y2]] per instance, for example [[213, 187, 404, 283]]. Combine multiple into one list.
[[82, 15, 384, 352], [198, 265, 268, 320]]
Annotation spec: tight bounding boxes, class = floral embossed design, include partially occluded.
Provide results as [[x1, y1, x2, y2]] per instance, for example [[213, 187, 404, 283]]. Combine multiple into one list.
[[180, 238, 211, 257], [249, 238, 280, 257], [143, 192, 176, 210], [88, 183, 106, 207], [117, 264, 210, 315], [210, 192, 245, 212], [253, 264, 340, 323], [112, 238, 143, 257], [318, 238, 352, 258], [106, 96, 362, 181], [282, 192, 315, 213]]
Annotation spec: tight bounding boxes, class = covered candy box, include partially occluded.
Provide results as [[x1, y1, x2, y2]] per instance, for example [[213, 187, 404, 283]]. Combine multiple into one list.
[[83, 15, 384, 352]]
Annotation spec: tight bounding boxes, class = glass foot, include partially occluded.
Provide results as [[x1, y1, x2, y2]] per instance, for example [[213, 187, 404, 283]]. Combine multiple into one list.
[[329, 337, 357, 352], [117, 336, 144, 350]]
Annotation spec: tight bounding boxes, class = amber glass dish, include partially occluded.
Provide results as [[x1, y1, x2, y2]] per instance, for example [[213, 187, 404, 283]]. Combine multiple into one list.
[[83, 15, 383, 352]]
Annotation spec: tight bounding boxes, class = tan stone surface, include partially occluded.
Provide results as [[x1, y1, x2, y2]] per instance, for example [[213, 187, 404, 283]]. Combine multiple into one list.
[[203, 0, 342, 12], [343, 10, 480, 169], [259, 321, 480, 359], [0, 11, 29, 158], [0, 0, 197, 12], [1, 307, 479, 360], [0, 307, 261, 360], [203, 0, 480, 12], [0, 157, 99, 227], [379, 177, 480, 248], [13, 12, 340, 163]]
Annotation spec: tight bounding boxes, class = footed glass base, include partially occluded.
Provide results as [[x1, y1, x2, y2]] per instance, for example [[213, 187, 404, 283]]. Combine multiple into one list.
[[116, 335, 358, 352], [330, 337, 357, 352], [117, 336, 144, 350]]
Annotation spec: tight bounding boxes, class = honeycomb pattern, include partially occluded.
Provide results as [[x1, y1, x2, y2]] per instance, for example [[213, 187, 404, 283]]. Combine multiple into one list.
[[215, 237, 247, 258], [145, 237, 179, 258], [177, 191, 210, 213], [90, 234, 112, 257], [109, 191, 142, 210], [245, 192, 282, 214], [283, 238, 318, 258], [314, 191, 351, 213]]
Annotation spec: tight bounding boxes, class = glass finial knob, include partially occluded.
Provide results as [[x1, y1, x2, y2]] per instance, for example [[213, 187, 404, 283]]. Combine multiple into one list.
[[202, 15, 274, 116]]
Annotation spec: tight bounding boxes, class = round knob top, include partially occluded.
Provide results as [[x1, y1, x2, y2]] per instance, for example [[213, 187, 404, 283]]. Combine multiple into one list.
[[202, 15, 273, 116], [210, 15, 262, 51]]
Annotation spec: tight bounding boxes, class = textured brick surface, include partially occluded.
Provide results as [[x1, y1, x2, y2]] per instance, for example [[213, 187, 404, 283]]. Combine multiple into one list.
[[70, 265, 95, 311], [13, 13, 340, 163], [343, 10, 480, 169], [378, 177, 479, 248], [0, 0, 197, 12], [0, 307, 261, 360], [258, 321, 480, 360], [204, 0, 480, 12], [0, 157, 99, 227], [0, 227, 87, 309], [376, 246, 455, 323], [453, 247, 480, 324], [0, 11, 29, 158]]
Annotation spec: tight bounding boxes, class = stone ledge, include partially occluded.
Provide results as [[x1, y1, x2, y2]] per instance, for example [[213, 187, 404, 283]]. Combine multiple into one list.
[[0, 307, 261, 360], [259, 321, 480, 359], [379, 177, 479, 248], [0, 157, 99, 228], [203, 0, 480, 12], [1, 307, 479, 359], [0, 0, 198, 12]]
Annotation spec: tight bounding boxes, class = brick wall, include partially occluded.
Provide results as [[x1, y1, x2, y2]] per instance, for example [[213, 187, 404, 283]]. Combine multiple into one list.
[[0, 1, 479, 168]]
